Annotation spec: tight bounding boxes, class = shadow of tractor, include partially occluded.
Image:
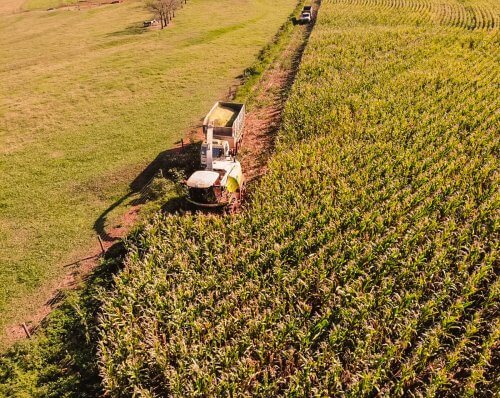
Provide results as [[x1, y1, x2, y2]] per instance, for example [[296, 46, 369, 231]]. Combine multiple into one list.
[[93, 141, 200, 242]]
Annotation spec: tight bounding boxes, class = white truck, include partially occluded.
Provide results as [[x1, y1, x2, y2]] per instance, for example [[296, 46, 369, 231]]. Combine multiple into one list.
[[299, 6, 313, 24]]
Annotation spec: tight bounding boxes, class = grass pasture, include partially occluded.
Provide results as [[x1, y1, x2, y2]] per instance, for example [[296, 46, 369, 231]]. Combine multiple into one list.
[[22, 0, 79, 11], [0, 0, 24, 14], [0, 0, 298, 346], [23, 0, 78, 11], [96, 0, 500, 395]]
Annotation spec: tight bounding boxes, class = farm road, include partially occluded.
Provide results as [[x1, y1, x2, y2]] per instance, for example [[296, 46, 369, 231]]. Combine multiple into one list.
[[240, 1, 321, 183]]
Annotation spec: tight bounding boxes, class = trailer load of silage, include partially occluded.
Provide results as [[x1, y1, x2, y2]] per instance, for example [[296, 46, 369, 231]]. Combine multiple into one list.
[[211, 105, 238, 127]]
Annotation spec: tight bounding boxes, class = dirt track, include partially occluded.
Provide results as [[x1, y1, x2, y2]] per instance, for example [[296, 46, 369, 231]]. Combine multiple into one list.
[[240, 4, 319, 184]]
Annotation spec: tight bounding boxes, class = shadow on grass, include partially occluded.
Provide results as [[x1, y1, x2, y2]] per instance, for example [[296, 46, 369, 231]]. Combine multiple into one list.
[[106, 23, 148, 37], [0, 242, 126, 397], [93, 141, 200, 242]]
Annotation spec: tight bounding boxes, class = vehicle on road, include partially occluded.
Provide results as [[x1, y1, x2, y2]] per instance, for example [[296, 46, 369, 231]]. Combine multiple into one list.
[[299, 6, 313, 23]]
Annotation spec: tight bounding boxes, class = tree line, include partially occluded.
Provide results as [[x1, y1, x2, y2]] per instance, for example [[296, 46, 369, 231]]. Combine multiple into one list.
[[145, 0, 188, 29]]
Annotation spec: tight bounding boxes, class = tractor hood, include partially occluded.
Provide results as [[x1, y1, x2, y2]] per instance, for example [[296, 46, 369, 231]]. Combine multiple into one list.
[[186, 170, 220, 188], [186, 160, 243, 191]]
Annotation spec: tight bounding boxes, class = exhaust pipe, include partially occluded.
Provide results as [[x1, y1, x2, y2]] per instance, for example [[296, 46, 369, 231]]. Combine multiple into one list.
[[206, 123, 213, 171]]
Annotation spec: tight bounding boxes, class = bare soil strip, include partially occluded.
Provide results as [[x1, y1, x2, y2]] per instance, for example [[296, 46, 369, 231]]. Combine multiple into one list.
[[240, 11, 318, 183], [4, 2, 319, 347]]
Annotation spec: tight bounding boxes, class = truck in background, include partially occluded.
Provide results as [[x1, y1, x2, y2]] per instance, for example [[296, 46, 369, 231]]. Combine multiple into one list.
[[299, 5, 313, 24]]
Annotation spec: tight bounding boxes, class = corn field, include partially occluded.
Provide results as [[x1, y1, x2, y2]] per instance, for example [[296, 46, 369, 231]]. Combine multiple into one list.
[[98, 0, 499, 396]]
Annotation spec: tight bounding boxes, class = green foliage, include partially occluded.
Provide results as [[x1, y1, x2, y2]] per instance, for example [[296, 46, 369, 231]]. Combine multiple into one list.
[[0, 3, 305, 395], [142, 174, 182, 202], [138, 170, 188, 217], [98, 0, 500, 396], [0, 256, 124, 397]]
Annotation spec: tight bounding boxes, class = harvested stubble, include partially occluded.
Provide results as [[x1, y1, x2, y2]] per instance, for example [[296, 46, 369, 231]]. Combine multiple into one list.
[[98, 0, 500, 396]]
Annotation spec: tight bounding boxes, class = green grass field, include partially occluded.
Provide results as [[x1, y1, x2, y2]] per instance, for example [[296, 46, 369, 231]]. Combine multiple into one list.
[[0, 0, 298, 346], [95, 0, 499, 395]]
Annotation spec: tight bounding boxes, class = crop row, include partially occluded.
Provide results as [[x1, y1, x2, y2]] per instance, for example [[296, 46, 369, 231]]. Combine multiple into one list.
[[332, 0, 499, 30], [97, 0, 499, 396]]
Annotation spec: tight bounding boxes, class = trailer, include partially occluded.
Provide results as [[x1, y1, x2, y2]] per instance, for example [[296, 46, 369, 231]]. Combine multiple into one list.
[[202, 102, 245, 151]]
